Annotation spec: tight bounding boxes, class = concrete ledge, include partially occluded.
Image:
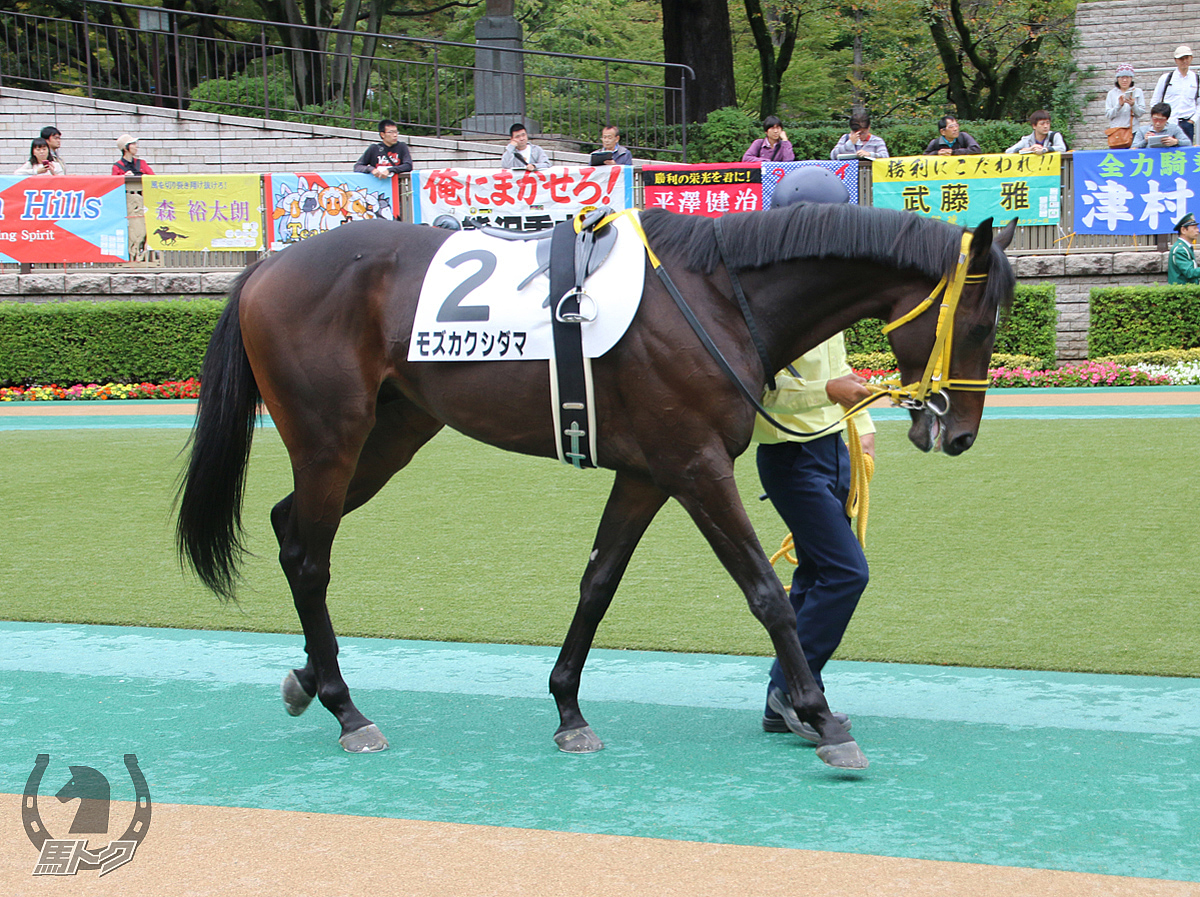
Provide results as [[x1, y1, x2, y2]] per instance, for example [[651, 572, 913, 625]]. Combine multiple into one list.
[[65, 273, 112, 294], [1064, 254, 1113, 276], [201, 272, 239, 294], [156, 273, 203, 294], [19, 273, 66, 294], [1016, 255, 1066, 277], [109, 273, 157, 294], [0, 274, 19, 296], [1112, 252, 1165, 275]]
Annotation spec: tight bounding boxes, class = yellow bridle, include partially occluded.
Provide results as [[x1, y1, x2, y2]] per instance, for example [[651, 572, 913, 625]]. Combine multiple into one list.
[[842, 230, 990, 419]]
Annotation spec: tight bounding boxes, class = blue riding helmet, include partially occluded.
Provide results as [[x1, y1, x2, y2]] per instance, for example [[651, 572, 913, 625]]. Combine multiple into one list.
[[431, 214, 462, 230], [772, 167, 850, 208]]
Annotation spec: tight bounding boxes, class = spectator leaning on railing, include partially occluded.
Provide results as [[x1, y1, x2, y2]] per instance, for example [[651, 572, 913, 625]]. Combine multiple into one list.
[[1133, 103, 1192, 148], [354, 119, 413, 179], [1005, 111, 1068, 154], [923, 116, 981, 155], [829, 111, 889, 160]]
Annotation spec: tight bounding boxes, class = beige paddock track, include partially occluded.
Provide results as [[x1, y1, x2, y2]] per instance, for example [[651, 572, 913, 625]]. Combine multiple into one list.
[[1, 796, 1194, 896]]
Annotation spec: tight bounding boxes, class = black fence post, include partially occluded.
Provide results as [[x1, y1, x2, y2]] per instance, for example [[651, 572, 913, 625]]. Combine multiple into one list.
[[82, 5, 94, 98], [261, 28, 270, 119]]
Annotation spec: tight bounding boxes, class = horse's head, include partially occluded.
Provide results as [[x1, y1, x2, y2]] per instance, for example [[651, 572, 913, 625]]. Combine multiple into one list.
[[56, 765, 110, 804], [888, 217, 1017, 456]]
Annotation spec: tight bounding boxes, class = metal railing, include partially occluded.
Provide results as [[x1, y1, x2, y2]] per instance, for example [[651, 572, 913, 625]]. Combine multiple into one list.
[[0, 0, 692, 159]]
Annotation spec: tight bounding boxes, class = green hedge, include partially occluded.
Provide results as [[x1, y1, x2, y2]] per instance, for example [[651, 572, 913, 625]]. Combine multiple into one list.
[[844, 284, 1057, 370], [0, 284, 1060, 385], [0, 300, 225, 386], [1089, 286, 1200, 357]]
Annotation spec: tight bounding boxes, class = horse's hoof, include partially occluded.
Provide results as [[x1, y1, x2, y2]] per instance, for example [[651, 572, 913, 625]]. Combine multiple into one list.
[[816, 739, 869, 770], [339, 723, 389, 753], [554, 725, 604, 753], [281, 671, 314, 717]]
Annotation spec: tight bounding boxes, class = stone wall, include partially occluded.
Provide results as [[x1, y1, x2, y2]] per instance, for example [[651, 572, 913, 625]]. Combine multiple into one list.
[[0, 85, 590, 175], [1074, 0, 1200, 149]]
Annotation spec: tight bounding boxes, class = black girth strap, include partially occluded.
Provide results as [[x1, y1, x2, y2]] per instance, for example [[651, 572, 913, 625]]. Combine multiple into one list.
[[548, 218, 598, 469], [712, 215, 777, 391]]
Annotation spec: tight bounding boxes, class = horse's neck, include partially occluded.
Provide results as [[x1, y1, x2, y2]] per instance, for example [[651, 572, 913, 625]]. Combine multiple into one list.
[[748, 260, 910, 369]]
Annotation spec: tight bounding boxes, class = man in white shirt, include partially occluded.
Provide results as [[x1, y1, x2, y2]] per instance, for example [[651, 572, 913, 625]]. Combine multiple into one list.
[[1151, 45, 1199, 143]]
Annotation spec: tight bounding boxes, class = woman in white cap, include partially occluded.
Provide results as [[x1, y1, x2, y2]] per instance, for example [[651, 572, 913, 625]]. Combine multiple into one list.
[[1105, 63, 1145, 148], [112, 134, 155, 176]]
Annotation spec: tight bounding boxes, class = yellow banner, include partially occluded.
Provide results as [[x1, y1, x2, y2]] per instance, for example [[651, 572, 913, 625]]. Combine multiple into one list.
[[872, 152, 1061, 183], [143, 175, 263, 251]]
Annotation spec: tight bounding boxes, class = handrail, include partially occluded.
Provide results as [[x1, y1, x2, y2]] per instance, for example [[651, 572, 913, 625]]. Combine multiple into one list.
[[0, 0, 694, 158]]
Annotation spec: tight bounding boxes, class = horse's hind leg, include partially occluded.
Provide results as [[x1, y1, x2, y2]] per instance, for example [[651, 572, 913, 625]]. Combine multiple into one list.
[[549, 470, 668, 752], [274, 397, 444, 747]]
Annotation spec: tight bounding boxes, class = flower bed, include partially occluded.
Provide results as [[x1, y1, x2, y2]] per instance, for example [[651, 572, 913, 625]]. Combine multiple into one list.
[[2, 362, 1198, 402], [856, 360, 1188, 388], [0, 379, 200, 401]]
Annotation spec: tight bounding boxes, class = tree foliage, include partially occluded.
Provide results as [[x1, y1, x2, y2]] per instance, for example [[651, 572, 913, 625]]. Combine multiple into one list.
[[922, 0, 1077, 120]]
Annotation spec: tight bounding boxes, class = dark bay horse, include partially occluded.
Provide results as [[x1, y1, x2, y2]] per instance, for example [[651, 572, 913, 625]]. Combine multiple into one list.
[[176, 203, 1016, 769]]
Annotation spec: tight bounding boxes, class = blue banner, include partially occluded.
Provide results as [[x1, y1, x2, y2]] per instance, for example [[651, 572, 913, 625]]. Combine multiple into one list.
[[761, 160, 860, 207], [1073, 148, 1200, 235]]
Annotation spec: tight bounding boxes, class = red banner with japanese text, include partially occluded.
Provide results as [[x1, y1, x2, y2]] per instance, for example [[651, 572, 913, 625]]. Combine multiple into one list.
[[411, 166, 635, 230], [0, 176, 129, 264], [640, 163, 763, 217]]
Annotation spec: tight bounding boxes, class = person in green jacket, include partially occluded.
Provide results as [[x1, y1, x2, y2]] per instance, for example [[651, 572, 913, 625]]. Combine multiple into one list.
[[1168, 212, 1200, 284]]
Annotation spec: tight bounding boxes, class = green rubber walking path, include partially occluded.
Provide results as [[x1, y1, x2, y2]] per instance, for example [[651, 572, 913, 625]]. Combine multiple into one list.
[[2, 622, 1197, 882]]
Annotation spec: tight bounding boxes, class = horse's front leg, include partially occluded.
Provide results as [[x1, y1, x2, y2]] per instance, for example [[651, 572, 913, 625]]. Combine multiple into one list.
[[669, 456, 867, 769], [549, 471, 668, 752]]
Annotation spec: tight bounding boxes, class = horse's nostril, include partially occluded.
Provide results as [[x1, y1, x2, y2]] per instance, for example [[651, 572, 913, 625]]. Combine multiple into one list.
[[948, 432, 975, 455]]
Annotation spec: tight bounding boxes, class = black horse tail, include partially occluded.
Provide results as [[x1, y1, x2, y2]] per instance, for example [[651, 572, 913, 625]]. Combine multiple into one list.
[[175, 263, 263, 601]]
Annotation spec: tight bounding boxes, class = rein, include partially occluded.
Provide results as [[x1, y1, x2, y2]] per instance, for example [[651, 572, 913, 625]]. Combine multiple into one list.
[[590, 209, 990, 439]]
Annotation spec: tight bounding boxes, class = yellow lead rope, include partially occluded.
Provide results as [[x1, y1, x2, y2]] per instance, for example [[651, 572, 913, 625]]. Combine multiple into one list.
[[768, 419, 875, 578]]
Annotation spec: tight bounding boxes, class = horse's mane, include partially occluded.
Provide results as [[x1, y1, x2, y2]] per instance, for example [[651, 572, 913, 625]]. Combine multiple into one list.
[[639, 203, 1016, 315]]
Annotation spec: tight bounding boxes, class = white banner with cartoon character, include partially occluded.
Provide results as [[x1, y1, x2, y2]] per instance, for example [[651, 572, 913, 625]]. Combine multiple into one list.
[[264, 172, 399, 250]]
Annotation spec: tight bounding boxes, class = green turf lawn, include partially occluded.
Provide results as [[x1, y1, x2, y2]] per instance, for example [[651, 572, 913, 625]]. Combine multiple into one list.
[[1, 419, 1197, 677]]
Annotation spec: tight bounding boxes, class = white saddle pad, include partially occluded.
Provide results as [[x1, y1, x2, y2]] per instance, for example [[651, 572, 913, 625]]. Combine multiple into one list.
[[408, 211, 647, 362]]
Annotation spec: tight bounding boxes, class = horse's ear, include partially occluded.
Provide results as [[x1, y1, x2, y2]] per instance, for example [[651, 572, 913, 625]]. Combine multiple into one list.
[[967, 218, 994, 272], [994, 218, 1018, 252]]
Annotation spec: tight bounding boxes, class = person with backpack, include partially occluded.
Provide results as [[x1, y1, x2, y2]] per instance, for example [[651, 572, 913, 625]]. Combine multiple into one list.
[[1150, 46, 1199, 143], [112, 135, 155, 176], [1005, 111, 1068, 154]]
